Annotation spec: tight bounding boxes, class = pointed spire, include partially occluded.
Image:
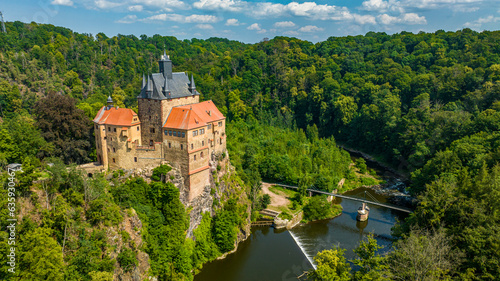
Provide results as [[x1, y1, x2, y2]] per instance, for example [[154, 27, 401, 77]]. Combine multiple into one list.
[[107, 95, 113, 109], [142, 73, 146, 88], [189, 73, 196, 94]]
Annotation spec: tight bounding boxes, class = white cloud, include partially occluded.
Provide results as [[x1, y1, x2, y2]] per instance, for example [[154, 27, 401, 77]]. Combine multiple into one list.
[[193, 0, 245, 11], [95, 0, 121, 9], [378, 12, 426, 25], [298, 25, 324, 32], [185, 14, 220, 23], [362, 0, 390, 11], [141, 13, 219, 23], [353, 14, 377, 24], [407, 0, 482, 10], [128, 5, 143, 11], [247, 23, 262, 30], [453, 5, 479, 12], [361, 0, 482, 13], [257, 29, 267, 34], [143, 14, 168, 21], [116, 15, 138, 23], [464, 15, 500, 29], [51, 0, 73, 6], [131, 0, 187, 10], [284, 30, 300, 36], [401, 13, 426, 24], [274, 21, 295, 28], [225, 18, 241, 26], [378, 14, 399, 25], [196, 24, 214, 29], [250, 1, 352, 21]]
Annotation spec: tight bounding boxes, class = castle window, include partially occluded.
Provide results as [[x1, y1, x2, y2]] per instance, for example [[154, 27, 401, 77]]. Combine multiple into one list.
[[182, 132, 185, 138], [168, 142, 171, 148], [201, 152, 204, 158], [150, 128, 155, 133], [137, 127, 139, 131], [149, 116, 151, 120], [200, 128, 205, 134], [164, 130, 168, 135], [113, 147, 115, 152], [108, 127, 111, 131], [218, 121, 222, 127], [112, 158, 115, 163], [173, 131, 177, 137], [208, 124, 211, 129], [181, 144, 183, 150], [193, 130, 198, 137], [114, 128, 116, 132], [191, 144, 194, 150], [169, 130, 172, 136], [108, 148, 110, 152], [194, 155, 196, 161], [134, 157, 137, 162], [150, 140, 153, 146], [202, 140, 204, 146]]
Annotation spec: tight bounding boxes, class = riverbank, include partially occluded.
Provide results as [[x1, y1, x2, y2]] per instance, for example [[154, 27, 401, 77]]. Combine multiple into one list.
[[337, 143, 409, 181]]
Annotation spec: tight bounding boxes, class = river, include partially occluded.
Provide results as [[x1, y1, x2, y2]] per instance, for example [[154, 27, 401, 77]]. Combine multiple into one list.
[[195, 185, 409, 281]]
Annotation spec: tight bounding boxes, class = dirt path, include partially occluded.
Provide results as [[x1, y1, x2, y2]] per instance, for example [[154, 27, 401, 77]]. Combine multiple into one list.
[[261, 182, 290, 207]]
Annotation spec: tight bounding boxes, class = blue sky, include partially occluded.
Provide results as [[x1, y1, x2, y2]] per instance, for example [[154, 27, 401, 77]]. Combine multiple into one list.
[[2, 0, 500, 43]]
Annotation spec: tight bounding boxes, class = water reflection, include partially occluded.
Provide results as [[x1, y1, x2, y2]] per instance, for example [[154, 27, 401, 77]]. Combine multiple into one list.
[[195, 187, 407, 281]]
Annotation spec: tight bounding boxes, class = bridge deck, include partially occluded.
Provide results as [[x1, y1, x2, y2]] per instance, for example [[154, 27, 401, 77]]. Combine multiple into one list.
[[273, 183, 412, 213]]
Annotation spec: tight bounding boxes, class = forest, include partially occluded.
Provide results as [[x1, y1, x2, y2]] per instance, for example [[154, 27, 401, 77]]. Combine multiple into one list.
[[0, 20, 500, 279]]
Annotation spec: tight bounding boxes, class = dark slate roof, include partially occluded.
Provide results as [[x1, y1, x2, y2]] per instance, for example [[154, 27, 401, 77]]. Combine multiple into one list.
[[138, 72, 200, 100]]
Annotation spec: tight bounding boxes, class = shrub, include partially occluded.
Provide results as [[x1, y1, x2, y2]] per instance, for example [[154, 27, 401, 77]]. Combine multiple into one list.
[[117, 248, 137, 272], [151, 164, 172, 181], [87, 198, 123, 226], [355, 158, 368, 174], [260, 194, 271, 209], [303, 196, 331, 221], [212, 210, 238, 253]]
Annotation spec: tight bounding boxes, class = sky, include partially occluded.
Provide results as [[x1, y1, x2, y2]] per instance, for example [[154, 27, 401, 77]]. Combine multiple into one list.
[[2, 0, 500, 43]]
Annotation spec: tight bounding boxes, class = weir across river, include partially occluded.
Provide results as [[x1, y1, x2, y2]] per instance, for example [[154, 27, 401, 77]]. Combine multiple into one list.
[[271, 183, 413, 213]]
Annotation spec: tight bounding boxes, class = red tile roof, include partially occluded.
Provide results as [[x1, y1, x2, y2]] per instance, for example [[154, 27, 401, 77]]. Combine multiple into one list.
[[178, 100, 225, 123], [163, 100, 224, 130], [163, 107, 206, 130], [93, 106, 140, 127]]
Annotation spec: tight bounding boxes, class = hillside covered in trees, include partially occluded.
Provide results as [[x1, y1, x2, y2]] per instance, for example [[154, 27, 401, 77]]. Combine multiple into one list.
[[1, 21, 500, 279]]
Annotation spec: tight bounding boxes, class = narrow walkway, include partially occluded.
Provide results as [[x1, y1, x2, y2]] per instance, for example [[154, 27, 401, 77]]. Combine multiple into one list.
[[272, 183, 413, 213]]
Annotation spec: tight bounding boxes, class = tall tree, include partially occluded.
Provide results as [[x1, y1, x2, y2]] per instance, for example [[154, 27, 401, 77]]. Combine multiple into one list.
[[34, 93, 92, 164]]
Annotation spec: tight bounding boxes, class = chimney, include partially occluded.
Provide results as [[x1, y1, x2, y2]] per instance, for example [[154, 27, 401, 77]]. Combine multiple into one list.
[[146, 75, 152, 95], [162, 76, 170, 95], [159, 50, 173, 80]]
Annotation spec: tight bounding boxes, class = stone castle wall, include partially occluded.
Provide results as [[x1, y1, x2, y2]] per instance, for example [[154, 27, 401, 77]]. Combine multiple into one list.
[[137, 99, 163, 144]]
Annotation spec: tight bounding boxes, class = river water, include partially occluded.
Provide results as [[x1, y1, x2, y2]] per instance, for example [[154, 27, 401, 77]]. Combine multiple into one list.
[[195, 186, 408, 281]]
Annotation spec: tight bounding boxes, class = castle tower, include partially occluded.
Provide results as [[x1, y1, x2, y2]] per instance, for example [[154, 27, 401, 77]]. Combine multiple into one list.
[[137, 53, 200, 146], [107, 96, 113, 109]]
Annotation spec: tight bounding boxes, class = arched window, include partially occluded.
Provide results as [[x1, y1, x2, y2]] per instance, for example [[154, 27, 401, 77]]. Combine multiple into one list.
[[201, 152, 204, 158]]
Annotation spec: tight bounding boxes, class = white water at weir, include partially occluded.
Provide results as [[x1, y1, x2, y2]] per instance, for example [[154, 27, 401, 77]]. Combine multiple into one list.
[[289, 230, 317, 270]]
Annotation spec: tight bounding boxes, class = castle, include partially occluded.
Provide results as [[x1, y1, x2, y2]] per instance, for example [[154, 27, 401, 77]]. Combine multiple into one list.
[[93, 52, 226, 201]]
